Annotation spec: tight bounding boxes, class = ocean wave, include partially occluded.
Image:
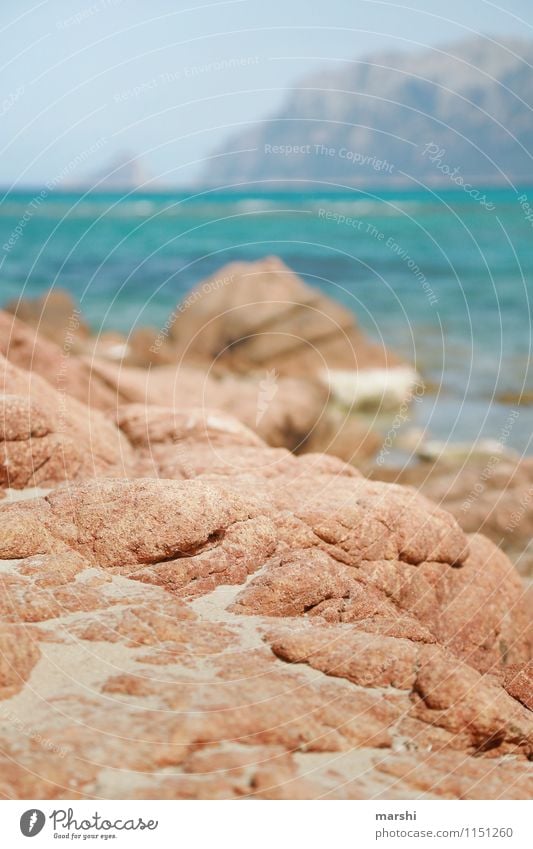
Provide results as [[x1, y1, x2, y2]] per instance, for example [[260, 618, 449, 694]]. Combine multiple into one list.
[[304, 199, 428, 216]]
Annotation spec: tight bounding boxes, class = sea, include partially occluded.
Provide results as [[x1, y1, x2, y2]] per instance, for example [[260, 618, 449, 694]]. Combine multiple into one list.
[[1, 186, 532, 456]]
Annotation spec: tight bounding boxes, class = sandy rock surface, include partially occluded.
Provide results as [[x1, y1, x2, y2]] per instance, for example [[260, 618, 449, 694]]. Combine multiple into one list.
[[1, 400, 531, 799]]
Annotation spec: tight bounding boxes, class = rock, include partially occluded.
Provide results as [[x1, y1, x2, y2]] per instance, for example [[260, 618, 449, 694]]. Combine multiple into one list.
[[235, 522, 529, 674], [0, 451, 531, 798], [270, 625, 532, 757], [0, 552, 151, 625], [231, 550, 436, 642], [82, 331, 130, 363], [299, 408, 382, 463], [0, 478, 277, 597], [495, 389, 533, 407], [93, 361, 379, 461], [116, 406, 474, 582], [413, 533, 532, 673], [117, 404, 264, 451], [409, 647, 532, 755], [4, 289, 90, 348], [0, 310, 119, 411], [117, 403, 277, 483], [271, 625, 425, 689], [415, 438, 520, 464], [165, 256, 405, 384], [117, 403, 468, 566], [0, 346, 531, 799], [125, 326, 177, 367], [375, 454, 533, 577], [0, 354, 133, 488], [283, 477, 469, 566], [215, 373, 330, 452], [504, 663, 533, 710]]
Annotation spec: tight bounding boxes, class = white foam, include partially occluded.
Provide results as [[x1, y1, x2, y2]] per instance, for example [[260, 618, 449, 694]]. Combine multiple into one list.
[[321, 367, 421, 410]]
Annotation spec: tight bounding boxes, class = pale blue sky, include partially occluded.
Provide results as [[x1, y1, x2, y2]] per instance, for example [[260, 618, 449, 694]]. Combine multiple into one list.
[[1, 0, 532, 186]]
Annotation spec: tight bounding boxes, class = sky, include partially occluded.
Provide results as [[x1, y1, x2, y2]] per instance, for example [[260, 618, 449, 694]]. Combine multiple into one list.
[[1, 0, 532, 187]]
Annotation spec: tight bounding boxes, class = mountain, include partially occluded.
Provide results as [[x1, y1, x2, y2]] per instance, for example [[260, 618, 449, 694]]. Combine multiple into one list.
[[69, 151, 156, 191], [201, 36, 533, 187]]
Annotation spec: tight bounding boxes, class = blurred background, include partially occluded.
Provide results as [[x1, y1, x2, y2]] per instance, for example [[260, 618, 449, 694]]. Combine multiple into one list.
[[1, 0, 533, 454]]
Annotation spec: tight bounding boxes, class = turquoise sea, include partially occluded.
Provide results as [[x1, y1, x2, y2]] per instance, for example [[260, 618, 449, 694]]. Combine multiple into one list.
[[1, 187, 532, 454]]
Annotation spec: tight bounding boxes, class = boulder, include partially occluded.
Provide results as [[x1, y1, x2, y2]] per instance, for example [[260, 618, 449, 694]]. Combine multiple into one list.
[[0, 309, 120, 411], [0, 354, 133, 488], [166, 257, 399, 372], [162, 257, 418, 411], [270, 625, 532, 757], [504, 663, 533, 710], [375, 454, 533, 577], [0, 478, 277, 597], [4, 289, 90, 348], [92, 361, 379, 461]]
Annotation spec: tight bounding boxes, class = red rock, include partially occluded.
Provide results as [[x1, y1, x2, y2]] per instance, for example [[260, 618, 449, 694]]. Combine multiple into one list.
[[410, 647, 532, 755], [411, 534, 532, 673], [117, 404, 264, 450], [271, 624, 422, 689], [0, 354, 132, 488], [270, 624, 532, 757], [281, 477, 469, 566], [232, 549, 436, 642], [0, 478, 277, 597], [504, 662, 533, 710], [375, 455, 533, 578], [0, 310, 118, 411], [98, 362, 378, 461], [166, 257, 402, 375], [4, 289, 90, 347]]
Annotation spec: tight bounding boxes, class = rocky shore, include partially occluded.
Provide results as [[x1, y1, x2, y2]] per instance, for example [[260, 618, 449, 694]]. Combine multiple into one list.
[[0, 259, 531, 800]]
